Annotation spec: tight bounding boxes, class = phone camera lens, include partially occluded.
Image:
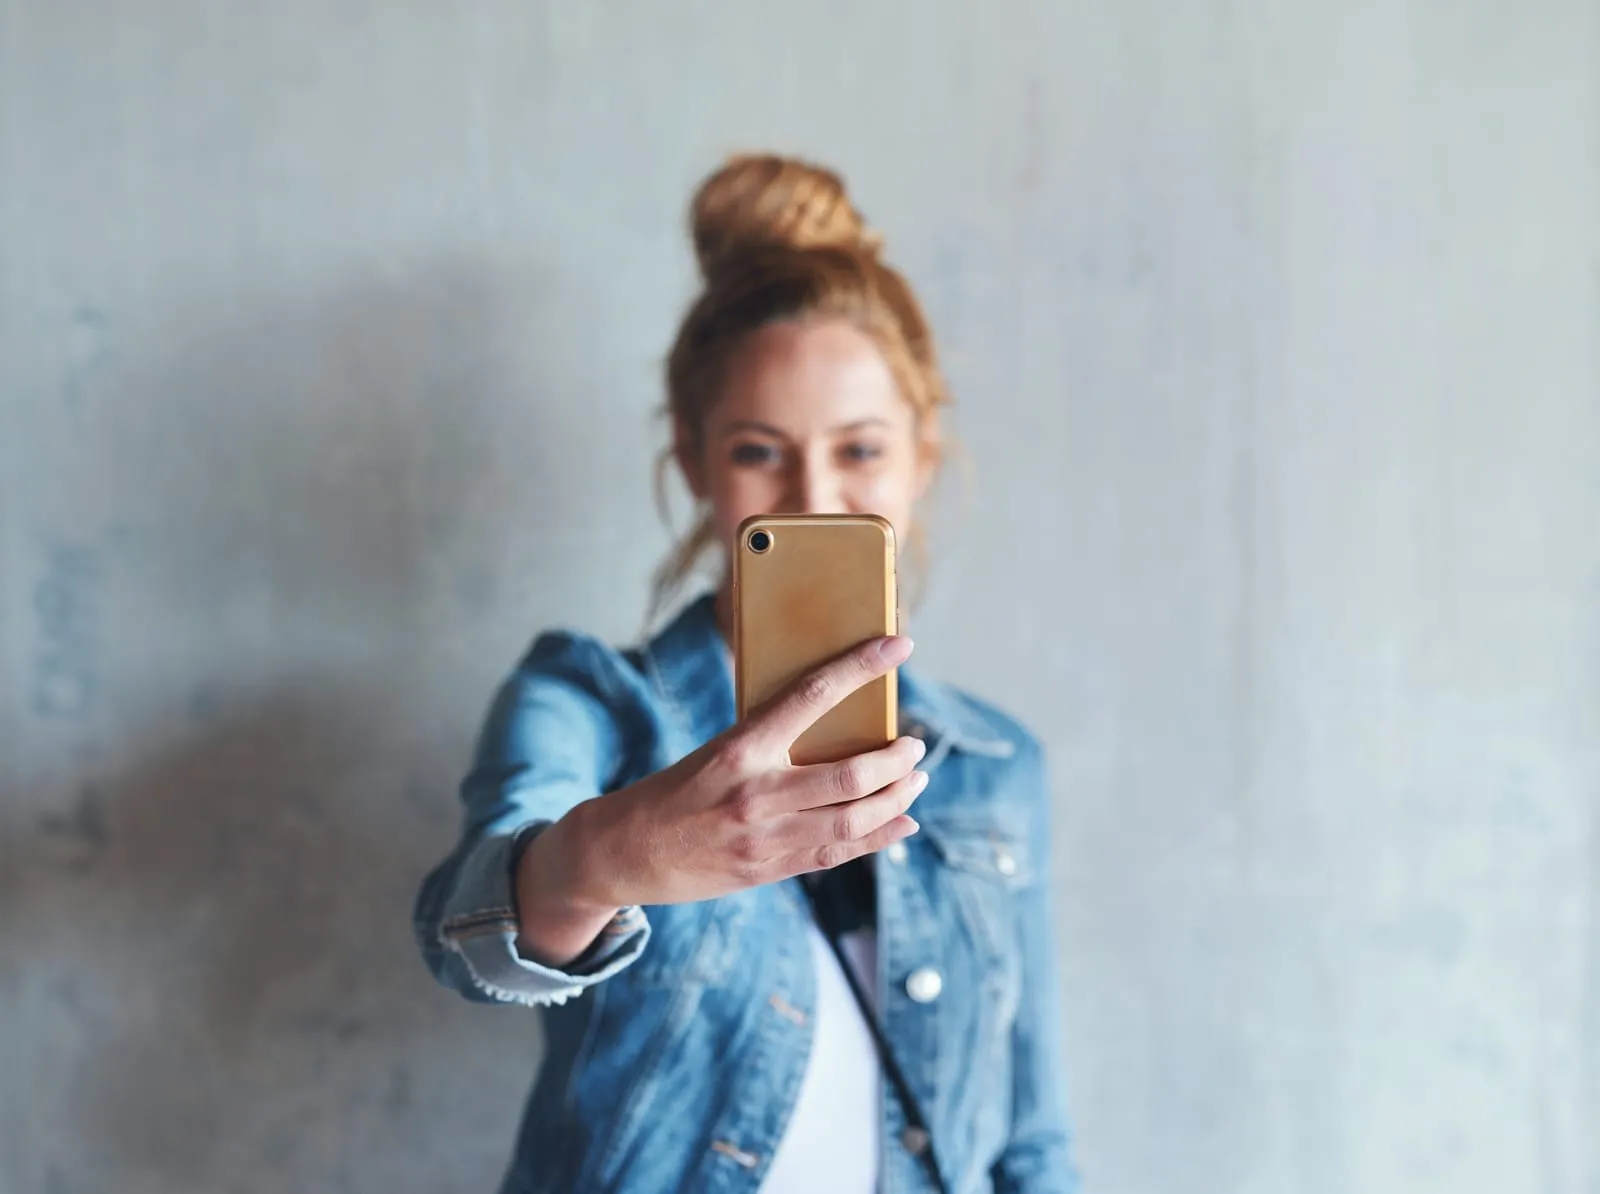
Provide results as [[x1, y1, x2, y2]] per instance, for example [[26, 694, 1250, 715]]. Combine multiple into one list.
[[748, 529, 773, 554]]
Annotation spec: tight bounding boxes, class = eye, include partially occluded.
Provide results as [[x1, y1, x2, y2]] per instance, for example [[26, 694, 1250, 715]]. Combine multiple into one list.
[[838, 441, 884, 464], [730, 441, 781, 467]]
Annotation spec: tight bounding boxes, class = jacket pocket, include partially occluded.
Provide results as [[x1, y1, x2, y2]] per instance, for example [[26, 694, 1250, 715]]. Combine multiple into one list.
[[921, 819, 1030, 1022], [925, 821, 1033, 887]]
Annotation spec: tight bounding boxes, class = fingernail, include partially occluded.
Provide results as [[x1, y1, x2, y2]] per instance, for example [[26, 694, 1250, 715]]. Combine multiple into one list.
[[907, 737, 928, 762], [904, 817, 921, 834], [909, 770, 929, 793], [876, 635, 914, 664]]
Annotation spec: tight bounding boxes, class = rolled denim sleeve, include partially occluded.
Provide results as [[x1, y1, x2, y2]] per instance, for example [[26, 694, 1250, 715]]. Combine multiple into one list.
[[413, 632, 650, 1007], [992, 741, 1082, 1193]]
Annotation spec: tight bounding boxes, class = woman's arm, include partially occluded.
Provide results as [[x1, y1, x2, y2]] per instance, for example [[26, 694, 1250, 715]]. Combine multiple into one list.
[[991, 741, 1083, 1193], [412, 632, 649, 1007], [414, 630, 928, 1007]]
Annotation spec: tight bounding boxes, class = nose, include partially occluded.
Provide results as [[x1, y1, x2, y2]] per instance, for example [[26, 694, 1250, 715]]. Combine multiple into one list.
[[790, 456, 847, 515]]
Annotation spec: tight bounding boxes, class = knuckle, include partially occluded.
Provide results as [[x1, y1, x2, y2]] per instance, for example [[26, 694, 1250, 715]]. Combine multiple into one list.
[[813, 841, 851, 871], [717, 734, 761, 776], [831, 807, 860, 842], [728, 831, 762, 863], [831, 758, 868, 801], [725, 783, 761, 826], [796, 670, 833, 709]]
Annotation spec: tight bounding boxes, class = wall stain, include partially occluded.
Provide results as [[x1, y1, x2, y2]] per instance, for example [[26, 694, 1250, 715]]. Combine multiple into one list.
[[37, 784, 109, 868], [30, 540, 103, 722], [63, 305, 115, 413]]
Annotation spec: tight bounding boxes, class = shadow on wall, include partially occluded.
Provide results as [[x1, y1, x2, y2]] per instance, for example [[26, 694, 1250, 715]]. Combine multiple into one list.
[[8, 263, 597, 1194]]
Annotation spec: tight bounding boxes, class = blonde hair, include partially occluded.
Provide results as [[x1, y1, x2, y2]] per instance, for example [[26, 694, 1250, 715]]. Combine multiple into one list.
[[650, 153, 952, 617]]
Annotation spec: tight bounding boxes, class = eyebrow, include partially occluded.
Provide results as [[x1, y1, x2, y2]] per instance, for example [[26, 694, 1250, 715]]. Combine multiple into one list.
[[720, 417, 891, 438]]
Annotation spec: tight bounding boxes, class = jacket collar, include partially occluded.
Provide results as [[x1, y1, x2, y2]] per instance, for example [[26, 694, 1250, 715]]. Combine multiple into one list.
[[638, 593, 1013, 760]]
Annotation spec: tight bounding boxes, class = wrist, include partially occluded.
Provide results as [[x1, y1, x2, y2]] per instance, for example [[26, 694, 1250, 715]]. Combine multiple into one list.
[[513, 806, 622, 967], [539, 804, 623, 911]]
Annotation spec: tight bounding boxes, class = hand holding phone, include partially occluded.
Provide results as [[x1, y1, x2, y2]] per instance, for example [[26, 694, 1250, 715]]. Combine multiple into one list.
[[516, 632, 926, 963]]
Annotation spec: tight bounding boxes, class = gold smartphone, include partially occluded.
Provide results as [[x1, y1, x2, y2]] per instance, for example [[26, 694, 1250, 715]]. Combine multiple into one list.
[[732, 514, 899, 766]]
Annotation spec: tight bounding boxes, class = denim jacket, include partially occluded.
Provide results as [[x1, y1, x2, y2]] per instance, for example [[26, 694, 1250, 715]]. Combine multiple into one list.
[[414, 595, 1080, 1193]]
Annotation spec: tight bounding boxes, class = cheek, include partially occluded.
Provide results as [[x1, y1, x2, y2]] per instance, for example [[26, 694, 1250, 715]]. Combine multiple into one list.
[[843, 460, 919, 528], [705, 464, 784, 545]]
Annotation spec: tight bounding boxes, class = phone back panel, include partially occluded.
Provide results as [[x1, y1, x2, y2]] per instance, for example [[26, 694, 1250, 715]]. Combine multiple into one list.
[[733, 514, 899, 767]]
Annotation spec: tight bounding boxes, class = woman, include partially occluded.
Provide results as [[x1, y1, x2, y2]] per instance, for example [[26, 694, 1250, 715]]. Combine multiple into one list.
[[414, 153, 1080, 1194]]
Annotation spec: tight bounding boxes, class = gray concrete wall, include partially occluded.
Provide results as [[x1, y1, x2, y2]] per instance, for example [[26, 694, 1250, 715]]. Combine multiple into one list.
[[3, 3, 1596, 1192]]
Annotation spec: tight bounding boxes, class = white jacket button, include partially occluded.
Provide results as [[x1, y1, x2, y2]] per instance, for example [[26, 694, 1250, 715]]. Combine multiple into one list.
[[905, 966, 943, 1004]]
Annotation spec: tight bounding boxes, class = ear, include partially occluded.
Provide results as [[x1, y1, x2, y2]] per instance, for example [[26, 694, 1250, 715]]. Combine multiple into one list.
[[674, 417, 708, 501]]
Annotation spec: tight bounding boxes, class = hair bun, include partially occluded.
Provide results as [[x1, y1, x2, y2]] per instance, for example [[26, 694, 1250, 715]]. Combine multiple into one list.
[[689, 153, 883, 279]]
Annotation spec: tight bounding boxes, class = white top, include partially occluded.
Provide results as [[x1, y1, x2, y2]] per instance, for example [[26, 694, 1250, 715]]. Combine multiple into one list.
[[759, 921, 881, 1193]]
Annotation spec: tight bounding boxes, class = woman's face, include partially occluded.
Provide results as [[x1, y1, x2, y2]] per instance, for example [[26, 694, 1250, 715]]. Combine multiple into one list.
[[678, 318, 936, 563]]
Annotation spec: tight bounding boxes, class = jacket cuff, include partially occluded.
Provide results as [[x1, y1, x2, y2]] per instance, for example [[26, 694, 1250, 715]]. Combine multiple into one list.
[[436, 823, 649, 1006]]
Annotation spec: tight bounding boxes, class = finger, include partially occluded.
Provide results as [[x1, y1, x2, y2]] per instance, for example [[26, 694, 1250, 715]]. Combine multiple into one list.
[[779, 809, 923, 877], [745, 635, 914, 750], [781, 735, 927, 812], [774, 768, 929, 860]]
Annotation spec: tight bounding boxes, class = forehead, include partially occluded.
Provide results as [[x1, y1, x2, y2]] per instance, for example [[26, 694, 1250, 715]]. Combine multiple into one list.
[[712, 318, 911, 431]]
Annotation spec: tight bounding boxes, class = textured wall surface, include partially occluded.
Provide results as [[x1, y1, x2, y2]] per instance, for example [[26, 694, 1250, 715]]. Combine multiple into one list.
[[2, 3, 1597, 1192]]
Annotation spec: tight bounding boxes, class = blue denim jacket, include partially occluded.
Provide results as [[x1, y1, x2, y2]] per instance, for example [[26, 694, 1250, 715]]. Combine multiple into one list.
[[414, 595, 1080, 1193]]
